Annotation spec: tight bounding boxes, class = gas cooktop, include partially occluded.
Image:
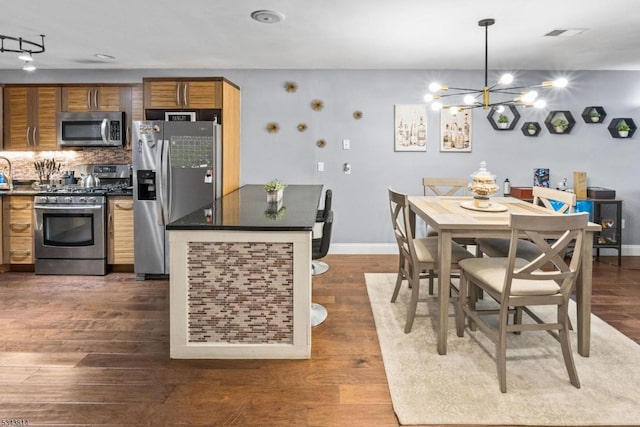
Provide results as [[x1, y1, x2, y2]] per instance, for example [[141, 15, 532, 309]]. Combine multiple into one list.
[[38, 184, 132, 195]]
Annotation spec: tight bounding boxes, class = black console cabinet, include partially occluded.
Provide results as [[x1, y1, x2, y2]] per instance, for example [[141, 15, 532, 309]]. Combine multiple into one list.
[[592, 199, 623, 266]]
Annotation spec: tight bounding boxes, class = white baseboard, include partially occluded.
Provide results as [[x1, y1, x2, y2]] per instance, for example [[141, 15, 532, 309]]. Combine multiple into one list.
[[330, 243, 640, 256]]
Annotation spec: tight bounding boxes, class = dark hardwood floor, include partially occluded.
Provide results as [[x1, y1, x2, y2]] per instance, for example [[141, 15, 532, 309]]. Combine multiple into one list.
[[0, 254, 638, 426]]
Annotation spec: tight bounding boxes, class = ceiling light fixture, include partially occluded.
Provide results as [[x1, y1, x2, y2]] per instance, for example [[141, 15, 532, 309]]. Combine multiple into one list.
[[424, 19, 568, 111], [250, 10, 285, 24], [0, 33, 45, 72]]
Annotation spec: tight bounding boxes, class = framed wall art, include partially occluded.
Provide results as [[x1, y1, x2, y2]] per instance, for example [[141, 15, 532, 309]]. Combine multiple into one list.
[[440, 109, 472, 152], [394, 104, 427, 152]]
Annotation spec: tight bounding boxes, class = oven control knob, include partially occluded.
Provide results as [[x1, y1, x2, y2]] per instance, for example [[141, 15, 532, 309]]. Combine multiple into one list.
[[79, 197, 87, 203], [87, 197, 96, 203], [64, 197, 73, 203], [48, 196, 58, 203]]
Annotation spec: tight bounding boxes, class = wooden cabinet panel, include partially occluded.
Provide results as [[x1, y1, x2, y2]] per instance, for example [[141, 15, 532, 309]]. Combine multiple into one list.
[[62, 86, 124, 112], [3, 196, 33, 264], [3, 86, 60, 151], [143, 80, 222, 109], [108, 197, 134, 264]]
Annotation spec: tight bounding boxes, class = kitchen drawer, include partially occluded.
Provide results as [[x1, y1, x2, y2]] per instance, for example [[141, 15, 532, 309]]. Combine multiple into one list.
[[8, 221, 32, 236], [8, 236, 33, 263]]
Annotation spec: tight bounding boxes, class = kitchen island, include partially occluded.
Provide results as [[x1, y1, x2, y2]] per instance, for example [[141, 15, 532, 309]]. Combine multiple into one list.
[[166, 184, 323, 359]]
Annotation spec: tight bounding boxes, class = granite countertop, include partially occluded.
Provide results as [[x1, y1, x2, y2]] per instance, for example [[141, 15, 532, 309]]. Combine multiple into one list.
[[167, 184, 323, 231]]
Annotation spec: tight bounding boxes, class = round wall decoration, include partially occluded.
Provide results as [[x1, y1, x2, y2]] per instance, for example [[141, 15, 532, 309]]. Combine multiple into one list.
[[311, 99, 324, 111], [297, 123, 308, 132], [285, 81, 298, 93], [316, 139, 326, 148], [266, 122, 280, 133], [353, 110, 363, 120]]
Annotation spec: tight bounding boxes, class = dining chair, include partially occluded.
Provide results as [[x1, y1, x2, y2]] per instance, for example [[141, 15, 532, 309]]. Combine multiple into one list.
[[312, 189, 333, 275], [388, 188, 474, 333], [476, 187, 577, 260], [456, 212, 589, 392], [422, 177, 469, 197]]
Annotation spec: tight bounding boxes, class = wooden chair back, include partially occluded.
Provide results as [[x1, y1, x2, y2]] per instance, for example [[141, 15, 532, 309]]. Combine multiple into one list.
[[532, 187, 576, 214], [388, 188, 414, 264], [504, 212, 588, 302], [423, 178, 468, 196]]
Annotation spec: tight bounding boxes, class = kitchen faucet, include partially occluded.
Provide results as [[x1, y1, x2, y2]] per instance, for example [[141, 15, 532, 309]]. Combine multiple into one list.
[[0, 156, 12, 191]]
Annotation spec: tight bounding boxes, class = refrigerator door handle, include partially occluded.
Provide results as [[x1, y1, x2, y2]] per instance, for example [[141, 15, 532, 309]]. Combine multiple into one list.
[[155, 138, 167, 225], [160, 138, 170, 225]]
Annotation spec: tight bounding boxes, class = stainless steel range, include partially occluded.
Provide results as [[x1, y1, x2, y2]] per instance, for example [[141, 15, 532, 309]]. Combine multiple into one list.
[[33, 164, 132, 276]]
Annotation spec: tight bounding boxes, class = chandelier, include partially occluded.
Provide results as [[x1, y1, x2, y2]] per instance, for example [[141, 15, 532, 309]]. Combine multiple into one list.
[[0, 34, 46, 72], [424, 19, 568, 112]]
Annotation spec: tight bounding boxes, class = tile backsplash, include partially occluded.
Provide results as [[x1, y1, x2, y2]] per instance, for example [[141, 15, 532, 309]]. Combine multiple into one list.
[[0, 150, 132, 182]]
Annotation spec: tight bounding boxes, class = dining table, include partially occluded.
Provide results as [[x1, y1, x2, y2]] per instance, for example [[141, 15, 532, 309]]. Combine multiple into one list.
[[408, 195, 601, 357]]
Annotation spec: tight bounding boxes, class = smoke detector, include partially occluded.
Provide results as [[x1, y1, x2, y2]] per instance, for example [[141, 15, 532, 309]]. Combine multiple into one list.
[[251, 10, 285, 24]]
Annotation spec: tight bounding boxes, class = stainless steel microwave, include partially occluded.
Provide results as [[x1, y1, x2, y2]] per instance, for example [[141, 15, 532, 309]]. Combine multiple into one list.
[[58, 111, 125, 148]]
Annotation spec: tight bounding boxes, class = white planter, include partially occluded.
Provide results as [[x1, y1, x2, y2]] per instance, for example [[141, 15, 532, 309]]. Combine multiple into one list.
[[266, 189, 284, 202], [591, 116, 600, 122], [498, 122, 508, 129], [528, 129, 536, 135], [555, 127, 565, 133], [618, 130, 629, 138]]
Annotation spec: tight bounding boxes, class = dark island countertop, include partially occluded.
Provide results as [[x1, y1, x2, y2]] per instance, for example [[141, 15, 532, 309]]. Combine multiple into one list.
[[166, 184, 323, 231]]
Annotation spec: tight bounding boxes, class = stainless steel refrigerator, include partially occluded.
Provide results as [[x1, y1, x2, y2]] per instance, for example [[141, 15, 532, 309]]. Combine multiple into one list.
[[132, 121, 222, 280]]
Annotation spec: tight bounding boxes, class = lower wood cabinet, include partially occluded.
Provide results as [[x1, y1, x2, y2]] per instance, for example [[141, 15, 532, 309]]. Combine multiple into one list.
[[3, 196, 34, 264], [108, 197, 134, 264]]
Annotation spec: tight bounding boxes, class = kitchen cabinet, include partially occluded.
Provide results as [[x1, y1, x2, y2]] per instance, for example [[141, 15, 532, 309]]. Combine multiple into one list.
[[143, 77, 241, 196], [3, 196, 34, 264], [3, 85, 61, 151], [143, 79, 222, 109], [61, 85, 127, 112], [108, 196, 134, 264], [592, 199, 623, 266]]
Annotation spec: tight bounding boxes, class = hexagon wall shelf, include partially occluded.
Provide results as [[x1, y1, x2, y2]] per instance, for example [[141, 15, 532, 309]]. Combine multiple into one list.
[[544, 111, 575, 134], [582, 106, 607, 124], [608, 117, 636, 139], [487, 105, 520, 131], [521, 121, 542, 137]]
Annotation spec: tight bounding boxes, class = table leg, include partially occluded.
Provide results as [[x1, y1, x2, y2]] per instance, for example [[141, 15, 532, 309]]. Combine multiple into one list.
[[576, 231, 594, 357], [438, 231, 452, 355]]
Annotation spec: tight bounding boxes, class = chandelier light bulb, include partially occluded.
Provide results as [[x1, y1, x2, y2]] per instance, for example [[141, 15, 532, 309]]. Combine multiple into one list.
[[431, 101, 443, 111], [424, 93, 434, 102], [495, 105, 505, 113], [553, 77, 569, 88], [533, 99, 547, 109], [450, 106, 460, 115], [463, 95, 476, 105], [499, 73, 514, 85], [521, 91, 538, 104], [18, 53, 33, 62], [429, 82, 443, 92]]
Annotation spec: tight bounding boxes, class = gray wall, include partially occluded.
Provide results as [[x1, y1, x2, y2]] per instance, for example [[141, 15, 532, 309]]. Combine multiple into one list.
[[2, 68, 639, 251]]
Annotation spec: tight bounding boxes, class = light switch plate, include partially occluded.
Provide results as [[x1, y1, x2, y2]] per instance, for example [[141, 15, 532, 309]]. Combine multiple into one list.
[[342, 139, 351, 150]]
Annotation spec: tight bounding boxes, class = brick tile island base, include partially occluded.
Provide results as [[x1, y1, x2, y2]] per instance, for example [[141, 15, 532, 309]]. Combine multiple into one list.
[[167, 185, 322, 359]]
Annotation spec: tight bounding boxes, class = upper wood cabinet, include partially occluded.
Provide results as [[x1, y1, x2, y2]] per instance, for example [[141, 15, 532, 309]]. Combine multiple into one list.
[[3, 85, 60, 151], [143, 79, 223, 109], [61, 85, 127, 112]]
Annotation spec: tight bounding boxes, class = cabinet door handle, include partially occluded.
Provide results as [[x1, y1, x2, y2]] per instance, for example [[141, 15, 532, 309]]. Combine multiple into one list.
[[108, 213, 113, 238], [175, 83, 181, 106], [182, 82, 188, 107], [33, 127, 38, 146], [94, 88, 99, 110], [10, 249, 31, 255], [26, 126, 31, 146], [87, 89, 92, 109], [10, 222, 31, 231], [115, 202, 133, 210], [10, 203, 32, 209]]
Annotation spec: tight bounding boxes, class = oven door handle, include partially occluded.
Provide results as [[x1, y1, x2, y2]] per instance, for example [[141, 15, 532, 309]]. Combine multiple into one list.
[[34, 204, 104, 210]]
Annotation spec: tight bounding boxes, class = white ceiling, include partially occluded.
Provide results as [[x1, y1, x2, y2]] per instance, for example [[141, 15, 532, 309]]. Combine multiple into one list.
[[2, 0, 640, 71]]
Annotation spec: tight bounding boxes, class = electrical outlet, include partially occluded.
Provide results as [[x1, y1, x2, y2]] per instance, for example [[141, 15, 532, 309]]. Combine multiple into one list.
[[317, 162, 324, 172], [342, 139, 351, 150]]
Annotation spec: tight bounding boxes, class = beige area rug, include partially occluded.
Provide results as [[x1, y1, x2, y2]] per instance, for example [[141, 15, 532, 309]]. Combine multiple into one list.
[[365, 273, 640, 426]]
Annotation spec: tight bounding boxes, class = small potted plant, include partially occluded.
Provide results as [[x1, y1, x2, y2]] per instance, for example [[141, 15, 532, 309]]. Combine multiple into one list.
[[589, 110, 601, 123], [617, 122, 631, 137], [552, 118, 569, 133], [497, 114, 509, 129], [527, 123, 537, 135], [264, 179, 285, 202]]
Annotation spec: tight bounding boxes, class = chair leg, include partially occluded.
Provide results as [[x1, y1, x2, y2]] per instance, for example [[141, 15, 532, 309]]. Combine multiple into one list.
[[497, 306, 510, 393], [391, 255, 405, 303], [404, 270, 421, 333], [456, 273, 468, 337], [428, 269, 435, 295], [558, 303, 581, 388]]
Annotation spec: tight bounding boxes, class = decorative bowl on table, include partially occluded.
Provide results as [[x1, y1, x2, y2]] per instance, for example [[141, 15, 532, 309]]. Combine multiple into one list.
[[468, 161, 498, 208]]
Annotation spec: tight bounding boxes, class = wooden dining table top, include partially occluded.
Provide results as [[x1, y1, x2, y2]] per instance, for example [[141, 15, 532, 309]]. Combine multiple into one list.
[[408, 196, 601, 232]]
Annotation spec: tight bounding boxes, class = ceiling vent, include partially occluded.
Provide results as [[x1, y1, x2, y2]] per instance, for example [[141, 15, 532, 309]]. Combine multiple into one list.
[[251, 10, 285, 24], [545, 29, 587, 37]]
